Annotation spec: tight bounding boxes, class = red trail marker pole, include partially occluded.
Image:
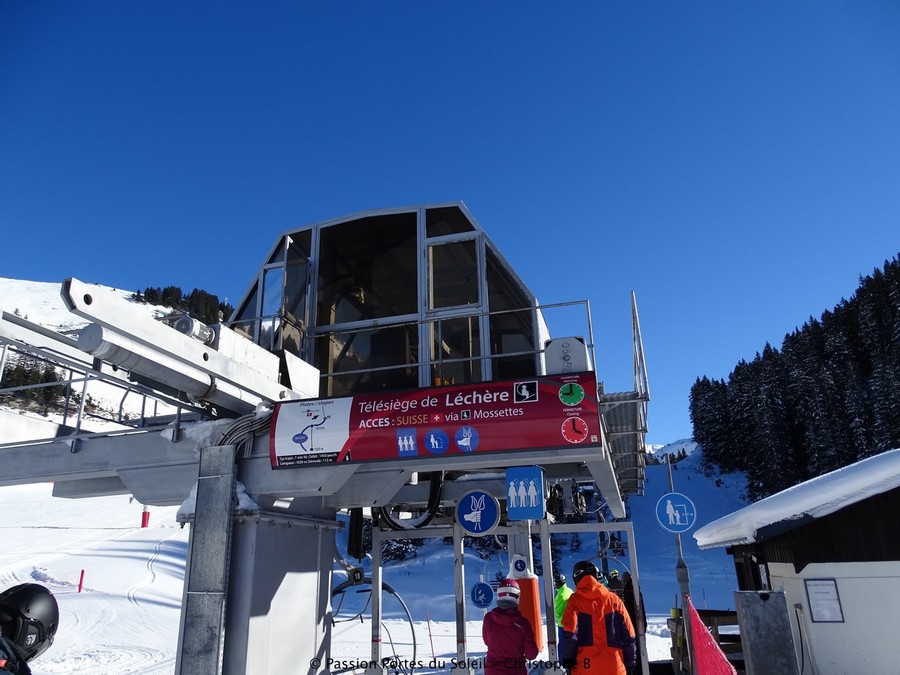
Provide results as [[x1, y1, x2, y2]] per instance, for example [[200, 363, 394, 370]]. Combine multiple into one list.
[[426, 610, 436, 660]]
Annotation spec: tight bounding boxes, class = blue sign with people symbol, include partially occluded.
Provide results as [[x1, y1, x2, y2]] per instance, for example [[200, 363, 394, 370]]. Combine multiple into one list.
[[655, 491, 697, 533], [505, 466, 545, 520]]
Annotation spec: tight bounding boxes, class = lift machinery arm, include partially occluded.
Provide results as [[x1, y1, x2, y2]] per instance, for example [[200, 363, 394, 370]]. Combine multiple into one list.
[[62, 277, 317, 416]]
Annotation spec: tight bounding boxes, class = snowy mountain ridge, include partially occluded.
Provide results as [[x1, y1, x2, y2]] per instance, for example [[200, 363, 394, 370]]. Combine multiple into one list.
[[0, 277, 164, 331]]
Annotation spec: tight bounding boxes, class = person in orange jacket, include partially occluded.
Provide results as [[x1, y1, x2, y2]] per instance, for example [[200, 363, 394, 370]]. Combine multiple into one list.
[[560, 560, 636, 675]]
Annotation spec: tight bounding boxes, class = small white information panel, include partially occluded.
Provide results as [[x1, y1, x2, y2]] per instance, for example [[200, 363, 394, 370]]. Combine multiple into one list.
[[805, 578, 844, 623]]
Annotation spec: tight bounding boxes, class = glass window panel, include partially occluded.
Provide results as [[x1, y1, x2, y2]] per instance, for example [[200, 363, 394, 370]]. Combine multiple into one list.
[[282, 243, 309, 355], [284, 269, 307, 321], [490, 316, 538, 379], [315, 324, 419, 396], [230, 319, 256, 342], [487, 248, 538, 378], [486, 248, 529, 313], [267, 238, 287, 265], [431, 317, 481, 386], [317, 213, 418, 325], [230, 280, 260, 341], [426, 206, 475, 237], [287, 230, 312, 258], [429, 239, 478, 309], [262, 267, 284, 317], [259, 316, 281, 352]]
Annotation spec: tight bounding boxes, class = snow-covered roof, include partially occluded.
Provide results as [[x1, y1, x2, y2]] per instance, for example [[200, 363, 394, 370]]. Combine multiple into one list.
[[694, 447, 900, 549]]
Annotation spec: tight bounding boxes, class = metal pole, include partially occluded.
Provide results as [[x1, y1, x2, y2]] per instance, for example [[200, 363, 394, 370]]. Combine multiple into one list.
[[668, 455, 695, 675], [452, 521, 468, 666], [370, 527, 384, 668], [0, 344, 8, 385], [62, 368, 73, 426], [624, 521, 650, 675], [539, 518, 558, 660], [174, 444, 237, 675], [75, 368, 90, 433]]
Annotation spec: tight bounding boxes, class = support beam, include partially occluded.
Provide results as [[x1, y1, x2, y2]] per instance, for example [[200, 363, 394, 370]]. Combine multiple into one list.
[[176, 444, 237, 675], [539, 519, 559, 660], [452, 521, 468, 667]]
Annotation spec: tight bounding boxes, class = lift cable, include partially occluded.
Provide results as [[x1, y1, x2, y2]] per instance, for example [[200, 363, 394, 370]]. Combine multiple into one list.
[[374, 471, 445, 530], [331, 577, 418, 675]]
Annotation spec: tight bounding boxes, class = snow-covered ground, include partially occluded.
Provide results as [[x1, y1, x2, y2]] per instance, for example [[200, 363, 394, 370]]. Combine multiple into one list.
[[0, 444, 744, 673], [0, 483, 187, 674], [0, 481, 677, 674]]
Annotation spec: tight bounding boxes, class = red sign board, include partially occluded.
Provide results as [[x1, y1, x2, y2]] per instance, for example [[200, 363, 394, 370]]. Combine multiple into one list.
[[269, 371, 600, 469]]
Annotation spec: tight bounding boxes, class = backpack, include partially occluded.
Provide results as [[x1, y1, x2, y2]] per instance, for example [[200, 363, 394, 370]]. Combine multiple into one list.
[[0, 637, 31, 675]]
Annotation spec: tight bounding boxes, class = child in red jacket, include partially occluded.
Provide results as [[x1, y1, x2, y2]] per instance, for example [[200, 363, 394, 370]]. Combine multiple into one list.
[[482, 579, 539, 675]]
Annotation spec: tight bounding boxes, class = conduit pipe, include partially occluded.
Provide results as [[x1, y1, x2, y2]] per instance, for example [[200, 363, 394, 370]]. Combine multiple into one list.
[[78, 323, 263, 413]]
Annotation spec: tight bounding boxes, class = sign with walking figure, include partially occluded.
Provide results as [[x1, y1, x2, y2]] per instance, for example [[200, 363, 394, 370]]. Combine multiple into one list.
[[655, 491, 697, 533]]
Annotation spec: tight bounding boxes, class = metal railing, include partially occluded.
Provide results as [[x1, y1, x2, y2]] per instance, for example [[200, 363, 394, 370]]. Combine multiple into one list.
[[0, 336, 207, 448]]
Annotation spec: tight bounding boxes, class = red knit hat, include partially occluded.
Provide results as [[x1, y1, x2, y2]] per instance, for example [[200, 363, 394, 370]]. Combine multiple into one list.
[[497, 578, 521, 606]]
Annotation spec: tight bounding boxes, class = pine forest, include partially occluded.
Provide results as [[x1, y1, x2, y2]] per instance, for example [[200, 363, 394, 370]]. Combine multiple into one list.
[[689, 255, 900, 501]]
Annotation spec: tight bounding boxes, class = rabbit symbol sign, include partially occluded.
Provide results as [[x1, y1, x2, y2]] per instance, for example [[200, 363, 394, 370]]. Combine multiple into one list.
[[456, 489, 501, 536]]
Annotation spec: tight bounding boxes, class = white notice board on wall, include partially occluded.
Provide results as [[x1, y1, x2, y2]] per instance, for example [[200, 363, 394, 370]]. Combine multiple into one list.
[[805, 578, 844, 622]]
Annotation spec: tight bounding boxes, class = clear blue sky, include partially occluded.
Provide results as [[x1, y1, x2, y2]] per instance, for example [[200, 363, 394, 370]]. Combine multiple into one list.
[[2, 2, 899, 446]]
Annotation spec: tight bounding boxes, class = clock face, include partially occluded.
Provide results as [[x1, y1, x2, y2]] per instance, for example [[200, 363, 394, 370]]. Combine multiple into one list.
[[558, 382, 585, 406], [561, 416, 589, 444]]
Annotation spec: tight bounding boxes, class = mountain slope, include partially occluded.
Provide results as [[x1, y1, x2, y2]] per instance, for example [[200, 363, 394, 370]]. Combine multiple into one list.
[[630, 441, 745, 613], [0, 277, 150, 332]]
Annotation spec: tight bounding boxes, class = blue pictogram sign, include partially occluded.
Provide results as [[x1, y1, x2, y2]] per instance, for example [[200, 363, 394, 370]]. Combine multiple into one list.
[[454, 426, 479, 452], [456, 489, 501, 537], [471, 582, 494, 609], [506, 466, 545, 521], [656, 492, 698, 533], [424, 429, 450, 454]]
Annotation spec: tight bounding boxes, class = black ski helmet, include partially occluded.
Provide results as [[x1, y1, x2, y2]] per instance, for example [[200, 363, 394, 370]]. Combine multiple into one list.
[[572, 560, 599, 585], [0, 583, 59, 662]]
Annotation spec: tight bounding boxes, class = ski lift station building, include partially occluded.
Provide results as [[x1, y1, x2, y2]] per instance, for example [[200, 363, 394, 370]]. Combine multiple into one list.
[[0, 202, 650, 674]]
